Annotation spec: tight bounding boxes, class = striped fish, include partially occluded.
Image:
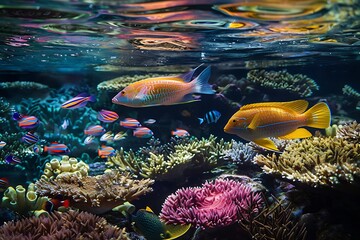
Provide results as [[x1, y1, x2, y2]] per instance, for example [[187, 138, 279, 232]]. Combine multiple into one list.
[[133, 127, 153, 138], [120, 118, 141, 129], [61, 93, 96, 109], [0, 178, 9, 192], [18, 116, 39, 129], [171, 128, 190, 137], [97, 109, 119, 123], [84, 125, 106, 136], [21, 132, 39, 145], [44, 143, 70, 155], [5, 155, 21, 165], [198, 110, 221, 124], [98, 145, 116, 158]]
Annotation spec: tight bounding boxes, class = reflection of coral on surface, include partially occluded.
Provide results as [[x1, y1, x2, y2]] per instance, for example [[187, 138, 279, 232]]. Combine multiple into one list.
[[247, 69, 319, 97], [255, 136, 360, 187], [160, 178, 263, 229], [0, 210, 129, 240], [35, 170, 154, 214], [1, 183, 49, 217]]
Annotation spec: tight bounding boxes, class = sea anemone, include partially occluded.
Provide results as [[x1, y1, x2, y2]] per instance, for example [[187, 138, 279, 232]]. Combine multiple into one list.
[[160, 178, 263, 229]]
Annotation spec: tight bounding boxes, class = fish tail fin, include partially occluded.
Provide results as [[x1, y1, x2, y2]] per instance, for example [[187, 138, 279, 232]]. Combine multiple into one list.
[[88, 95, 96, 102], [198, 118, 204, 124], [191, 66, 214, 94], [304, 102, 331, 129]]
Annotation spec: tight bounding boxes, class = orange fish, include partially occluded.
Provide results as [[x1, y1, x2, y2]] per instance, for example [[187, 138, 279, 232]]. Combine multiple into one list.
[[224, 100, 331, 151], [112, 64, 214, 107]]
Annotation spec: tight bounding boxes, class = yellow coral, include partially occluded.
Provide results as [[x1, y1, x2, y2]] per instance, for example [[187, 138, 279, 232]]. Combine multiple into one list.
[[1, 183, 49, 217], [254, 137, 360, 187], [41, 155, 89, 180]]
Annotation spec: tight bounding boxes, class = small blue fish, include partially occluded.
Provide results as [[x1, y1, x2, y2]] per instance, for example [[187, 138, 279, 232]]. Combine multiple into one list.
[[198, 110, 221, 124], [5, 155, 21, 165], [0, 141, 6, 149], [61, 93, 96, 109], [61, 119, 70, 130], [21, 132, 39, 145], [12, 112, 23, 121], [33, 145, 42, 154], [143, 119, 156, 125]]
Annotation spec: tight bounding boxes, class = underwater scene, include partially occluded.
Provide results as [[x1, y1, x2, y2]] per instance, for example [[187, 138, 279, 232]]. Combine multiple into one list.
[[0, 0, 360, 239]]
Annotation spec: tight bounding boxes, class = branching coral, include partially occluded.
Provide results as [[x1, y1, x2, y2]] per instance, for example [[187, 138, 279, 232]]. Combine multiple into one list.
[[35, 170, 154, 214], [0, 210, 129, 240], [254, 137, 360, 187], [240, 198, 307, 240], [247, 69, 319, 97], [342, 85, 360, 99], [222, 140, 256, 165], [41, 155, 89, 180], [107, 135, 232, 181], [1, 183, 49, 217], [160, 178, 264, 229], [336, 121, 360, 144]]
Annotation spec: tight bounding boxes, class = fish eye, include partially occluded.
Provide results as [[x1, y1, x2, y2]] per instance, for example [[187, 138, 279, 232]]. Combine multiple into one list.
[[121, 91, 125, 95], [232, 119, 236, 123]]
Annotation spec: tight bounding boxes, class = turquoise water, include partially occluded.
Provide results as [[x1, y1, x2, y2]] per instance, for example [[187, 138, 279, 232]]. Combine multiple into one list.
[[0, 0, 359, 240]]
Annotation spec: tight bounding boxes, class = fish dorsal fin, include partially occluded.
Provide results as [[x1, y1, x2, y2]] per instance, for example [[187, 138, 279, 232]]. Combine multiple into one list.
[[240, 100, 309, 113], [163, 223, 192, 240], [145, 206, 154, 213], [252, 138, 279, 151], [278, 128, 312, 140], [179, 64, 204, 82], [76, 93, 89, 98], [248, 113, 260, 130]]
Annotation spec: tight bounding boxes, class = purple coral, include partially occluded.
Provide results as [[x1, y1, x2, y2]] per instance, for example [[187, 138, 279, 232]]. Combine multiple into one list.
[[160, 178, 263, 229]]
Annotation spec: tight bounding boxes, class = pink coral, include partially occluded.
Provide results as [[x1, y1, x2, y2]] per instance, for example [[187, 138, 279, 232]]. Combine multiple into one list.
[[160, 178, 263, 229]]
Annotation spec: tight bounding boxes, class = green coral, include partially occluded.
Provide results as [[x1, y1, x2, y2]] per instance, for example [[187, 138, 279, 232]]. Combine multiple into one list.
[[1, 183, 49, 217], [247, 69, 319, 97], [97, 74, 163, 92], [342, 85, 360, 99], [106, 135, 232, 181], [0, 81, 48, 91]]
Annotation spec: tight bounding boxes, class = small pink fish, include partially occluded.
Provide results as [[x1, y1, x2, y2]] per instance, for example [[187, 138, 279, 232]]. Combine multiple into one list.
[[133, 127, 153, 138], [171, 128, 190, 137], [44, 143, 70, 155], [61, 93, 96, 109], [98, 145, 116, 158], [84, 125, 106, 136], [97, 109, 119, 123], [120, 118, 141, 129], [18, 116, 39, 129]]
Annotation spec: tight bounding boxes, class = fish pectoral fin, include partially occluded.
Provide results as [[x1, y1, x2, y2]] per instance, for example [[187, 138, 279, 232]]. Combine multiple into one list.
[[252, 138, 278, 151], [163, 223, 192, 240], [134, 86, 149, 100], [247, 113, 260, 130], [278, 128, 312, 140]]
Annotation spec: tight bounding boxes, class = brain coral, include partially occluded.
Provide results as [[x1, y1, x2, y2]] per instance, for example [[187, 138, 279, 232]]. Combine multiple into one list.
[[247, 69, 319, 97], [35, 170, 154, 214], [0, 210, 129, 240], [254, 137, 360, 187], [160, 178, 263, 229]]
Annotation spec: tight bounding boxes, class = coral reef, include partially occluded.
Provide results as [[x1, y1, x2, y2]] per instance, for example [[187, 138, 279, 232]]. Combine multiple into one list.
[[1, 183, 49, 217], [342, 85, 360, 99], [160, 178, 264, 229], [97, 74, 163, 92], [222, 140, 257, 165], [247, 69, 319, 97], [40, 155, 89, 180], [254, 136, 360, 187], [106, 135, 232, 181], [240, 198, 307, 240], [35, 170, 154, 214], [0, 210, 129, 240], [0, 81, 49, 91], [336, 121, 360, 144]]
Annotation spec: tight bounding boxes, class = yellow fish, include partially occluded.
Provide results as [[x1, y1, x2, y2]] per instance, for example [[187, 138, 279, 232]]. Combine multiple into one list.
[[224, 100, 331, 151], [112, 64, 214, 107]]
